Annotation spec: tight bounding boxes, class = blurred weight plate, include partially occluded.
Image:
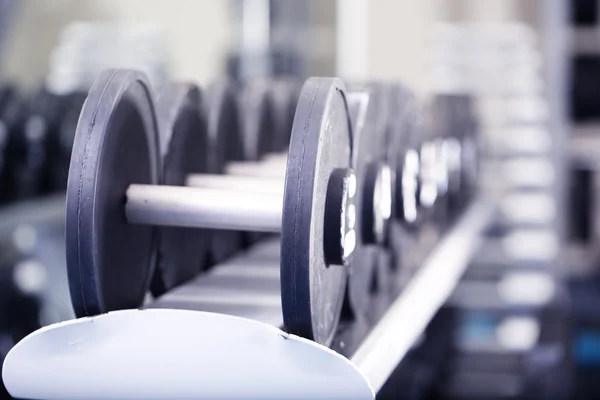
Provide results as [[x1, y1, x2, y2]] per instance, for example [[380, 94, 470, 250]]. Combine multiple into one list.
[[151, 82, 210, 296], [66, 69, 159, 317]]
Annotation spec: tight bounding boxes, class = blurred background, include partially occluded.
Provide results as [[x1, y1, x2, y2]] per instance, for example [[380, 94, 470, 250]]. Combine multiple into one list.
[[0, 0, 598, 399]]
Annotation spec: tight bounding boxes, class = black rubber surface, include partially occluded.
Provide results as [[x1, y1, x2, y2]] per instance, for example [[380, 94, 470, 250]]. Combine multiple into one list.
[[281, 77, 352, 346], [203, 79, 244, 264], [151, 82, 210, 296], [56, 91, 87, 190], [204, 79, 244, 172], [66, 69, 160, 317], [0, 85, 23, 204], [342, 84, 383, 320], [269, 79, 302, 152], [383, 82, 420, 276], [238, 80, 275, 161]]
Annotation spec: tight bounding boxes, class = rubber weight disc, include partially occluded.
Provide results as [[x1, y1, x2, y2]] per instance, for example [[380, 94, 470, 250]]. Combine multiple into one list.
[[281, 77, 352, 346], [204, 79, 244, 172], [238, 80, 275, 161], [238, 81, 277, 245], [343, 83, 392, 319], [269, 79, 302, 152], [56, 91, 87, 190], [151, 82, 210, 296], [66, 69, 160, 317], [203, 79, 245, 264], [387, 83, 423, 290]]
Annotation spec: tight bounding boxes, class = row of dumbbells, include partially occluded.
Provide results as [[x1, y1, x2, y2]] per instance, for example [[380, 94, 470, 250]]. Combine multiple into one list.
[[0, 85, 86, 204], [60, 68, 478, 350]]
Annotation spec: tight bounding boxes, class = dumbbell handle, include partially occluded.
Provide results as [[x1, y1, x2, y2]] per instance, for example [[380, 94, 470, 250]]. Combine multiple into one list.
[[186, 174, 283, 194], [225, 159, 287, 177], [126, 184, 283, 232]]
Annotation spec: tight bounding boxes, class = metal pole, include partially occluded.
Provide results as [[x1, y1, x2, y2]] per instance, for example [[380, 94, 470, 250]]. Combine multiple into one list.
[[126, 184, 283, 232], [186, 173, 283, 194]]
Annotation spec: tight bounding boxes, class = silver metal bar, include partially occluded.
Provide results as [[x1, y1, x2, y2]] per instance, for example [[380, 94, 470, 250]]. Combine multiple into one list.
[[351, 197, 494, 392], [126, 184, 282, 232], [226, 161, 287, 177], [186, 173, 283, 194]]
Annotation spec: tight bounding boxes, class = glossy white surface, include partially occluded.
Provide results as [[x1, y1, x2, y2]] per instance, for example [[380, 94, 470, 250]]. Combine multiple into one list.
[[3, 309, 373, 400]]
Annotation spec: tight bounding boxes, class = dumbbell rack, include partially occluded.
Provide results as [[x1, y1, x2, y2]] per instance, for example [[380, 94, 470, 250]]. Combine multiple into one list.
[[349, 196, 493, 392], [0, 192, 494, 398]]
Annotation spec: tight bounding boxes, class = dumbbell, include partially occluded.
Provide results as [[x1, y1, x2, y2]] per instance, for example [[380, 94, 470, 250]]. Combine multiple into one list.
[[66, 69, 356, 346], [9, 88, 61, 200], [0, 85, 23, 204], [193, 81, 398, 320], [161, 78, 395, 322], [430, 93, 479, 221], [376, 82, 423, 290], [215, 79, 300, 180], [194, 79, 300, 264]]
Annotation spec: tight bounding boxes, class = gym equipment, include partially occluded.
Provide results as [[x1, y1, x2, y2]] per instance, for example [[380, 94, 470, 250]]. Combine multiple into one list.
[[198, 79, 300, 261], [341, 84, 393, 319], [192, 81, 398, 319], [571, 55, 600, 122], [201, 79, 246, 264], [149, 82, 211, 295], [571, 0, 598, 26], [0, 84, 23, 205], [66, 69, 355, 346], [54, 91, 87, 191], [377, 82, 423, 294]]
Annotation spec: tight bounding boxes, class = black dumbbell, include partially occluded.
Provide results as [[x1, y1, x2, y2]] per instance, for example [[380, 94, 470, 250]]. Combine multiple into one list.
[[571, 55, 600, 122], [162, 76, 399, 324], [66, 69, 356, 346], [378, 82, 423, 290], [193, 78, 301, 264], [196, 82, 399, 322], [200, 79, 246, 266], [0, 84, 24, 204], [53, 91, 87, 191], [10, 89, 56, 200]]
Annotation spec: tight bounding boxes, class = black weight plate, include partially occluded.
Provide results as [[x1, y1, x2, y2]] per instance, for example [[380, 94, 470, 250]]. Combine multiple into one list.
[[281, 77, 352, 346], [269, 79, 302, 152], [0, 84, 19, 118], [27, 87, 69, 193], [203, 79, 245, 264], [151, 82, 209, 296], [204, 79, 244, 171], [238, 80, 275, 161], [66, 69, 160, 317], [238, 81, 277, 246], [0, 90, 26, 204], [12, 110, 50, 200], [341, 84, 383, 320], [55, 91, 87, 190], [384, 83, 420, 275]]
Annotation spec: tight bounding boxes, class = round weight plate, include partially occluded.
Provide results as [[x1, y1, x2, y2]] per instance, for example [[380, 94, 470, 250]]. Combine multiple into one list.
[[343, 83, 387, 319], [0, 86, 23, 204], [152, 82, 209, 296], [204, 79, 244, 172], [55, 92, 87, 190], [238, 80, 275, 161], [66, 69, 160, 317], [203, 79, 245, 264], [12, 109, 50, 200], [0, 85, 19, 119], [384, 83, 421, 273], [28, 87, 69, 193], [281, 77, 352, 346], [239, 81, 277, 246], [269, 79, 302, 152]]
